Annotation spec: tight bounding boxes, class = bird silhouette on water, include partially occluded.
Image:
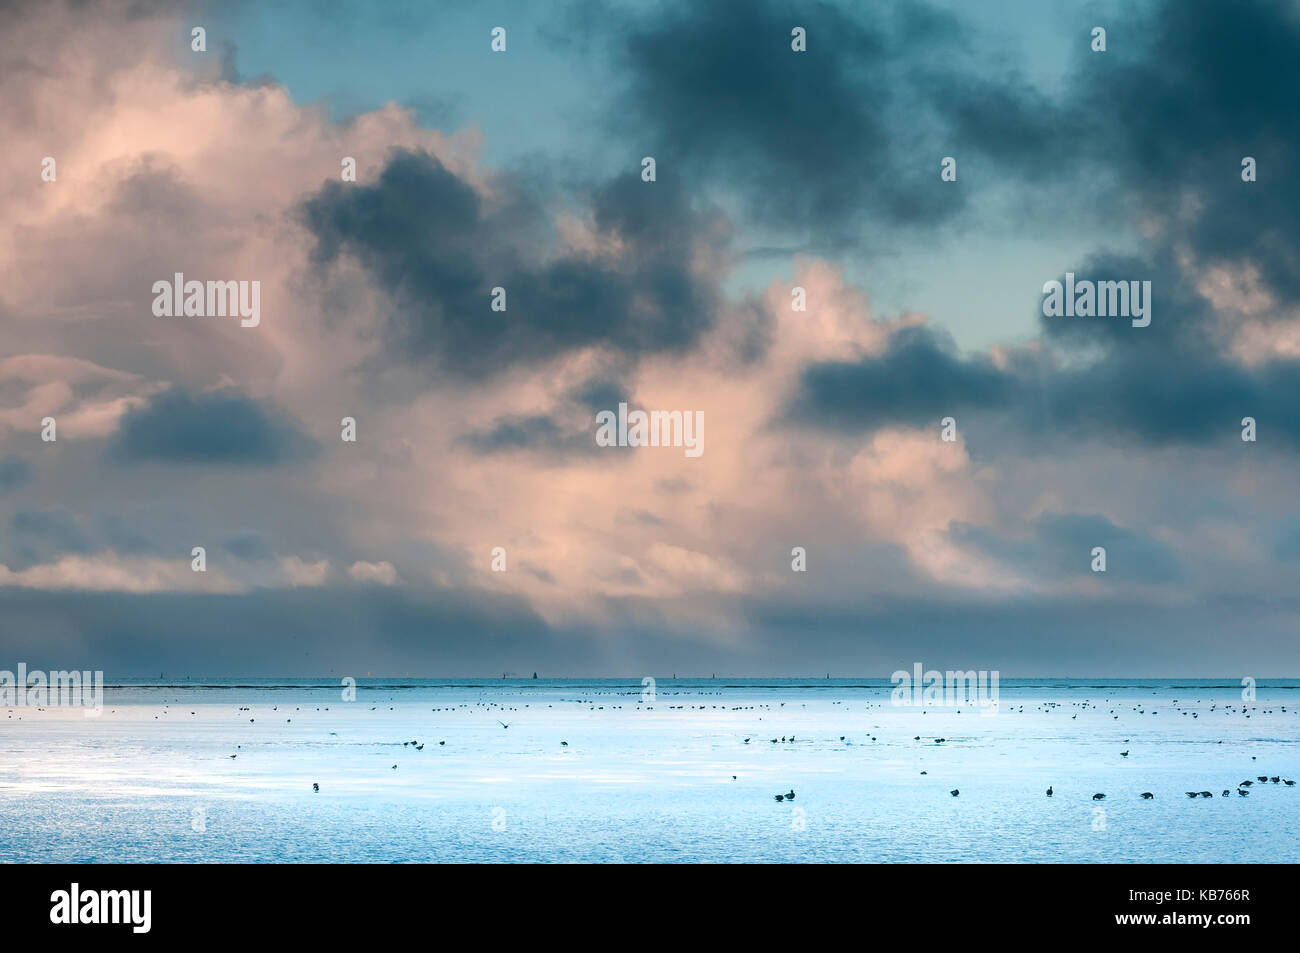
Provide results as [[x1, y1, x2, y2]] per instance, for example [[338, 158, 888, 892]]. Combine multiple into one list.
[[1046, 786, 1053, 797], [312, 783, 319, 792], [1141, 792, 1154, 799], [1092, 793, 1106, 800], [950, 789, 960, 797]]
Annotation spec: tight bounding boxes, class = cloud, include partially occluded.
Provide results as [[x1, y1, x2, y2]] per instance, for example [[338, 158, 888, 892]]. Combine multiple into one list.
[[278, 555, 330, 587], [787, 324, 1014, 431], [786, 251, 1300, 450], [949, 512, 1183, 586], [601, 0, 965, 239], [0, 554, 242, 594], [347, 560, 398, 585], [458, 414, 594, 457], [108, 388, 318, 465], [300, 150, 729, 377], [0, 0, 1296, 675], [0, 456, 31, 490]]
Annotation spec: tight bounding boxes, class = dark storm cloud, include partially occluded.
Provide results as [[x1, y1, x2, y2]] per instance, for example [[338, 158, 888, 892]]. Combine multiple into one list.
[[458, 413, 597, 457], [604, 0, 963, 237], [109, 388, 318, 465], [738, 590, 1300, 676], [0, 456, 31, 490], [0, 583, 562, 676], [457, 372, 638, 459], [1022, 251, 1300, 448], [568, 373, 631, 412], [1075, 0, 1300, 303], [301, 149, 725, 376], [949, 513, 1182, 585], [786, 324, 1014, 431], [224, 530, 276, 561], [1, 507, 97, 571], [2, 573, 1293, 677], [937, 0, 1300, 303], [787, 248, 1300, 449]]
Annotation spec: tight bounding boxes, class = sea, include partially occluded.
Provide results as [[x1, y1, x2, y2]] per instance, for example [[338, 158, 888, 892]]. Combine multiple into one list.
[[1, 678, 1296, 863]]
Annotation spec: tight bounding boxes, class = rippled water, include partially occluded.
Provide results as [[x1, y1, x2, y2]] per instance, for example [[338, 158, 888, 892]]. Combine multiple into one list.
[[0, 678, 1296, 862]]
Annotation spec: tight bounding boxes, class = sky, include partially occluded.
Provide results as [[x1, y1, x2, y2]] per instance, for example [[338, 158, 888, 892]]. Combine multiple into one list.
[[2, 0, 1299, 676]]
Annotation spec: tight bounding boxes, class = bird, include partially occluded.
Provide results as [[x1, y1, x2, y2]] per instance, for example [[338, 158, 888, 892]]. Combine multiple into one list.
[[1285, 779, 1295, 786], [1240, 780, 1254, 786], [785, 790, 795, 800], [312, 783, 319, 792], [1199, 791, 1213, 798], [1186, 792, 1199, 798], [1257, 775, 1269, 782], [415, 744, 423, 751], [1092, 793, 1106, 800], [560, 741, 568, 746], [950, 789, 960, 797], [1046, 786, 1053, 797], [1120, 750, 1129, 757], [1270, 776, 1280, 783], [1141, 792, 1154, 799], [498, 721, 510, 729], [774, 794, 784, 802], [1238, 788, 1250, 796], [1222, 790, 1231, 797], [391, 764, 397, 770]]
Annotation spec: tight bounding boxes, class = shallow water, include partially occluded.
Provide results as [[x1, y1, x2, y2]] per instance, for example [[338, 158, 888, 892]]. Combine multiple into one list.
[[1, 678, 1296, 862]]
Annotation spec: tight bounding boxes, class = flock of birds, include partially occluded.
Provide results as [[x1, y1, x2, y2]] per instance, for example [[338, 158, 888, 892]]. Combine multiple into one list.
[[36, 687, 1293, 812], [254, 695, 1300, 802], [1052, 774, 1296, 801]]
